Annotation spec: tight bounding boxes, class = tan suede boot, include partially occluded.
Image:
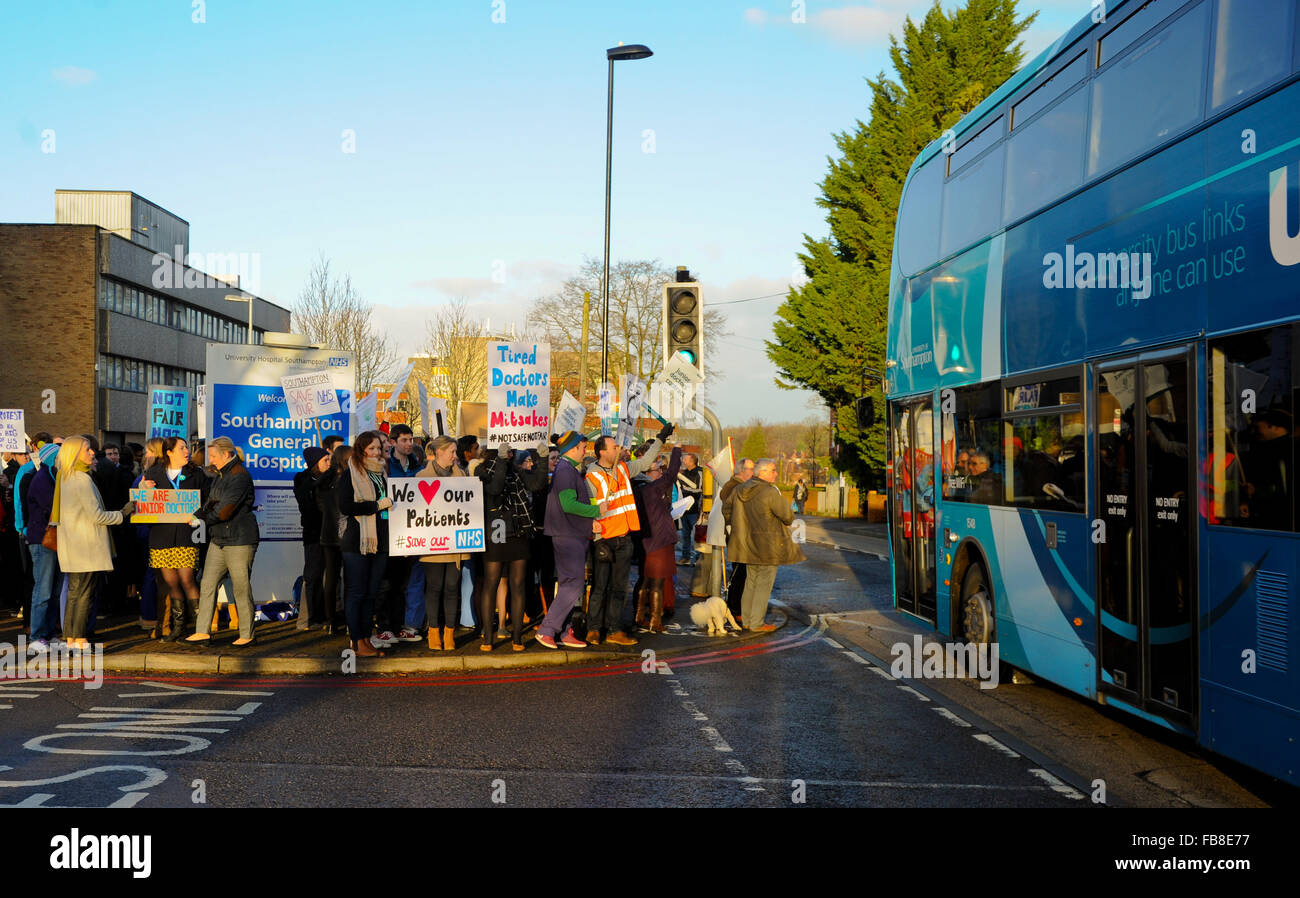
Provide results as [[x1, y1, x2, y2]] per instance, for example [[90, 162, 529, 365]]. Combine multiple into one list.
[[442, 627, 456, 651], [427, 627, 442, 650]]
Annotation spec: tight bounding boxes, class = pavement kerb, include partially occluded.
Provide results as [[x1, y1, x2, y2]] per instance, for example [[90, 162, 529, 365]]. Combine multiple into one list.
[[799, 535, 886, 560], [99, 611, 788, 676]]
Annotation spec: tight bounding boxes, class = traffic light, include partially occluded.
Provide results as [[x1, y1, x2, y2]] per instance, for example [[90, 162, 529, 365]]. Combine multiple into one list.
[[663, 269, 703, 376]]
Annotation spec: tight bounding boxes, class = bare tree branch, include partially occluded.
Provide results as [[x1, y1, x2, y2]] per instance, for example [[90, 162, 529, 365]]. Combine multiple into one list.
[[292, 253, 398, 393]]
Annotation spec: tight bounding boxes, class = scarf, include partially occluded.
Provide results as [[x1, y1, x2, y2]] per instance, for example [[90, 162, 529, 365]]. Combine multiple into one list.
[[49, 458, 91, 526], [348, 457, 387, 554]]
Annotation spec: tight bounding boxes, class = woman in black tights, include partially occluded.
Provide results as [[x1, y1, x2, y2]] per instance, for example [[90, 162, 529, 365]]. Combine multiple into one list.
[[315, 444, 351, 635], [477, 443, 547, 651]]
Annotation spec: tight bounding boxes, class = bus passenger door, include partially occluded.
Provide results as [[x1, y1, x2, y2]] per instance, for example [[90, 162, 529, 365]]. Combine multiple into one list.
[[1094, 351, 1195, 726], [889, 397, 937, 622]]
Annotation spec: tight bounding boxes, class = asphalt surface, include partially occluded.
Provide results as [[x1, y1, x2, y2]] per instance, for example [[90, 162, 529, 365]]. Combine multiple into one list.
[[0, 529, 1291, 808]]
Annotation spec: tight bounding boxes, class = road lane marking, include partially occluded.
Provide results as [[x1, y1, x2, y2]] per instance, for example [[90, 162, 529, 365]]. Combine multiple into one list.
[[1028, 768, 1085, 800], [822, 637, 843, 649], [867, 666, 895, 680], [973, 733, 1020, 758], [841, 651, 869, 664], [203, 760, 1061, 793], [699, 727, 733, 752], [931, 707, 972, 727], [896, 685, 930, 702]]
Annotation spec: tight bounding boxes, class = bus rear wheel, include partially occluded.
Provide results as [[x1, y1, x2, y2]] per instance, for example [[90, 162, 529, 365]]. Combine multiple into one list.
[[960, 564, 994, 645]]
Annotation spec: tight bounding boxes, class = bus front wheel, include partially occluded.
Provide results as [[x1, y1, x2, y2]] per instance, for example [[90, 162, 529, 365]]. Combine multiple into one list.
[[960, 564, 994, 645]]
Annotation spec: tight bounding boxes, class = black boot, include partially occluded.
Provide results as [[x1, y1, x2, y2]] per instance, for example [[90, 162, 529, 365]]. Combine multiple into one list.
[[162, 596, 186, 642]]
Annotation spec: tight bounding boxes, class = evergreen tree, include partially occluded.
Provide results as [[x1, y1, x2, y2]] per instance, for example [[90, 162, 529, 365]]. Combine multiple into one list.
[[739, 425, 769, 461], [768, 0, 1035, 488]]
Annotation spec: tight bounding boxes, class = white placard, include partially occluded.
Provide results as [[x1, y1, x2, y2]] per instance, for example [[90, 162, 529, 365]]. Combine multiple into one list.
[[555, 390, 586, 435], [487, 341, 551, 448], [196, 384, 207, 439], [387, 360, 416, 411], [354, 392, 379, 434], [660, 351, 705, 387], [417, 380, 431, 437], [428, 396, 448, 436], [616, 374, 647, 448], [281, 371, 341, 421], [0, 409, 25, 453], [388, 475, 486, 557]]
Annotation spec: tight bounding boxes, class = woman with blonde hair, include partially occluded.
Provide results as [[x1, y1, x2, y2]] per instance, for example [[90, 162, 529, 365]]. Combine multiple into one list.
[[51, 436, 134, 648], [418, 435, 468, 650]]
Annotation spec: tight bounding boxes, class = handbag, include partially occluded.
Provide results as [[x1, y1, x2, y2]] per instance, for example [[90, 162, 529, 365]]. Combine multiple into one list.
[[42, 525, 57, 551]]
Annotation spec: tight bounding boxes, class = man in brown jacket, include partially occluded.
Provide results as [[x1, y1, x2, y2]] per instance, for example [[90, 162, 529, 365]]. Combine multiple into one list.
[[726, 458, 804, 631]]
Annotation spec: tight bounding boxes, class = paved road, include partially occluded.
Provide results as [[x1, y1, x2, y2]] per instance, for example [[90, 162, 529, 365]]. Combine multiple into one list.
[[0, 539, 1287, 808]]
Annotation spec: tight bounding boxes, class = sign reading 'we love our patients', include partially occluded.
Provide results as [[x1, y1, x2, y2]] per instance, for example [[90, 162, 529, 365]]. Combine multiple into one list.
[[387, 476, 485, 557]]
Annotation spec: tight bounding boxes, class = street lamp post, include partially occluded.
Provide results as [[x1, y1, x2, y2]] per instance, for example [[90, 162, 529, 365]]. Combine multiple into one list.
[[601, 42, 653, 388], [224, 293, 254, 345]]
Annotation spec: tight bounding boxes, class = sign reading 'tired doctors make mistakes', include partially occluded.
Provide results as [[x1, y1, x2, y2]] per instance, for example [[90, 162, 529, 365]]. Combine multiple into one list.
[[486, 341, 550, 448]]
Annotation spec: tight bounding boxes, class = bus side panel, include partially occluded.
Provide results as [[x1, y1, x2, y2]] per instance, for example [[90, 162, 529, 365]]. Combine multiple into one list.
[[1205, 79, 1300, 336], [1199, 525, 1300, 786], [990, 506, 1097, 699]]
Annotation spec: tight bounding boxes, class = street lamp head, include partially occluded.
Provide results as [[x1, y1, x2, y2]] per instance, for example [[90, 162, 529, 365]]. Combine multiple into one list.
[[607, 43, 652, 61], [224, 293, 249, 303]]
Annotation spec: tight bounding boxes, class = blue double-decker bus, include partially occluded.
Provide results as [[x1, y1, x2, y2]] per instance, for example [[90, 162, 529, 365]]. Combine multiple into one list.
[[886, 0, 1299, 786]]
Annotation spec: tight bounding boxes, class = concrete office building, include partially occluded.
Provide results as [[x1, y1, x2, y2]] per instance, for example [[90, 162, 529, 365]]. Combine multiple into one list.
[[0, 190, 291, 446]]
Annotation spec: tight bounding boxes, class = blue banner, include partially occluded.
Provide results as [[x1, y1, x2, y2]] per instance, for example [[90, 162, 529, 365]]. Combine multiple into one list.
[[212, 383, 349, 484], [147, 386, 190, 439]]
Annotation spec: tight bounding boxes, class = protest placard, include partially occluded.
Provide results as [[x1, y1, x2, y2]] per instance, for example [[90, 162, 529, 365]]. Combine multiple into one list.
[[196, 384, 207, 439], [353, 392, 379, 434], [129, 488, 201, 524], [428, 396, 448, 436], [0, 409, 24, 453], [387, 360, 416, 411], [486, 341, 550, 448], [146, 385, 190, 440], [616, 374, 647, 448], [417, 380, 431, 437], [555, 390, 585, 435], [388, 475, 486, 557], [281, 371, 341, 422]]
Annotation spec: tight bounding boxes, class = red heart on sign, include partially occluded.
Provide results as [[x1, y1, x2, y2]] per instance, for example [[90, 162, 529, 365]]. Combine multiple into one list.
[[417, 479, 441, 505]]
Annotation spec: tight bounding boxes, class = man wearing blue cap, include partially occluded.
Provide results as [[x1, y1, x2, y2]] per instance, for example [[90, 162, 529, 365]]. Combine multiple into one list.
[[537, 430, 607, 649]]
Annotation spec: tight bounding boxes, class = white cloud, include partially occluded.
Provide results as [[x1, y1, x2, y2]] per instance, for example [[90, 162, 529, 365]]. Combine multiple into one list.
[[51, 66, 97, 86], [808, 5, 911, 46], [744, 8, 769, 25]]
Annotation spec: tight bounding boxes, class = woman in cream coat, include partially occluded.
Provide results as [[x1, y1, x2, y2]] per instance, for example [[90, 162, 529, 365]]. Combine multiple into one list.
[[52, 437, 134, 647]]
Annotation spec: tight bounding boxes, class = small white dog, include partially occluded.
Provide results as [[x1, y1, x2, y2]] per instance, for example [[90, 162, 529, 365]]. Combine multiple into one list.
[[689, 596, 741, 636]]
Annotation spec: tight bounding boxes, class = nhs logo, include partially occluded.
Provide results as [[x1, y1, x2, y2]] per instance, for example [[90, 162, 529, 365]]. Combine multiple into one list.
[[455, 529, 484, 550], [329, 357, 349, 367]]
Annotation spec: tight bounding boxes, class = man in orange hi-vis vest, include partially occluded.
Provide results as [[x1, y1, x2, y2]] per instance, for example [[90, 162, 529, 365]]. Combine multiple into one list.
[[585, 426, 672, 644]]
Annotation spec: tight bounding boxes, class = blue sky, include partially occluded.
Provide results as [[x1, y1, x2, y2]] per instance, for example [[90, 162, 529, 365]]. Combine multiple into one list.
[[1, 0, 1085, 426]]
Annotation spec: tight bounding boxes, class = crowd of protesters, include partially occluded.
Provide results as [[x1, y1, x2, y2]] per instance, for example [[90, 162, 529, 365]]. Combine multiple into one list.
[[1, 422, 803, 654]]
